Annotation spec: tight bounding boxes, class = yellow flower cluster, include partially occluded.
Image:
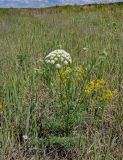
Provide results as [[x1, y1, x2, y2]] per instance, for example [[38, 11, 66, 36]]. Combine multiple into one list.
[[99, 89, 116, 101], [95, 79, 105, 89], [65, 67, 72, 74], [84, 80, 95, 94], [84, 79, 105, 94], [59, 69, 65, 79], [59, 67, 72, 81], [59, 66, 84, 82]]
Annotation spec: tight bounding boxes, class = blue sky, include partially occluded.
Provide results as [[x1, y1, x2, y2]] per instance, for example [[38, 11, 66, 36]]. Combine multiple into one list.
[[0, 0, 122, 8]]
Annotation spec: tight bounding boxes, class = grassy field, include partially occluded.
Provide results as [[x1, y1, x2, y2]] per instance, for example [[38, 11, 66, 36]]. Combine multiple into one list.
[[0, 3, 123, 160]]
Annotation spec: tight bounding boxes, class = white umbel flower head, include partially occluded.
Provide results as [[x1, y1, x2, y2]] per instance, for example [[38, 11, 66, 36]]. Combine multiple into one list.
[[45, 49, 72, 69]]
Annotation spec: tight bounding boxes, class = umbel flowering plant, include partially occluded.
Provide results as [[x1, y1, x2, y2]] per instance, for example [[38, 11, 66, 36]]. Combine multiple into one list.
[[43, 49, 117, 136]]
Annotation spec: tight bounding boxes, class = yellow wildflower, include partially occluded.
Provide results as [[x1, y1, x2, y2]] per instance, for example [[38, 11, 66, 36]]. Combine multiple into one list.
[[65, 67, 72, 74], [103, 90, 113, 100], [84, 80, 95, 94], [89, 80, 95, 88], [84, 79, 105, 94], [99, 89, 116, 101], [95, 79, 105, 90], [59, 67, 72, 82], [84, 88, 92, 94], [99, 79, 105, 85], [59, 69, 65, 79]]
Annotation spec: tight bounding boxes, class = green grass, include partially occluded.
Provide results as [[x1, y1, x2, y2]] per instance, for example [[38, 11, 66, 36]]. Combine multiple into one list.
[[0, 4, 123, 160]]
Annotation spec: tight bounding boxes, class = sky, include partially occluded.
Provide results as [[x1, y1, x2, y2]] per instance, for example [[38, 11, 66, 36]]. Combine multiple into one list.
[[0, 0, 122, 8]]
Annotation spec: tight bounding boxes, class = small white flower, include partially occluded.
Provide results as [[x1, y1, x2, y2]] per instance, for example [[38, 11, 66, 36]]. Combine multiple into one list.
[[54, 57, 58, 61], [69, 59, 72, 63], [45, 60, 51, 63], [23, 135, 28, 140], [56, 64, 61, 69], [57, 54, 61, 58], [50, 56, 54, 60], [50, 60, 55, 64], [64, 60, 68, 65], [62, 54, 66, 58], [61, 57, 64, 62], [65, 56, 72, 62]]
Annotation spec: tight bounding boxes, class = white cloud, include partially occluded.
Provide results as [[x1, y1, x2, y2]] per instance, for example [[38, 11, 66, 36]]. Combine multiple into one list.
[[0, 0, 122, 8]]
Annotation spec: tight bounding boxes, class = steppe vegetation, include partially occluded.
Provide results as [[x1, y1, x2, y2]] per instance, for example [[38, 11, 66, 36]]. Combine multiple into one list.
[[0, 3, 123, 160]]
